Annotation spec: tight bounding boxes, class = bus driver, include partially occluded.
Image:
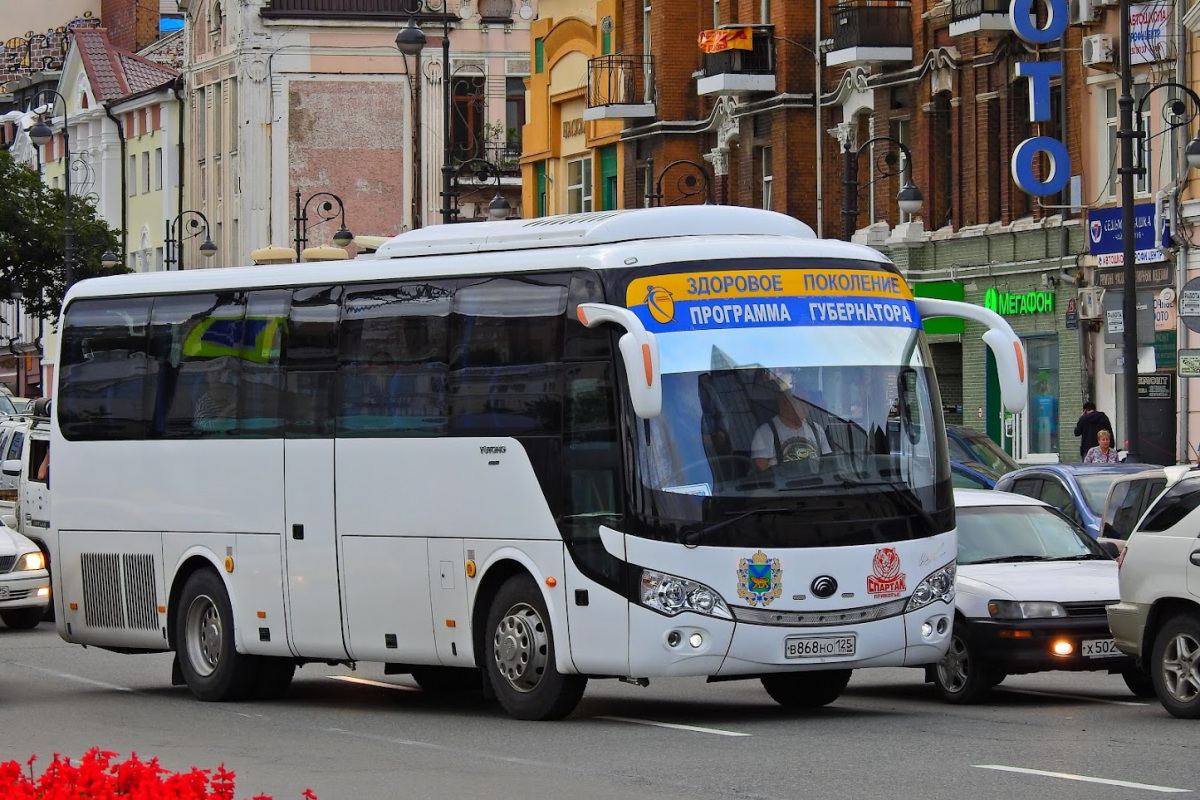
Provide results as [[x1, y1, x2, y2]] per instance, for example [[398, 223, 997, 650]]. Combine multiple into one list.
[[750, 371, 832, 472]]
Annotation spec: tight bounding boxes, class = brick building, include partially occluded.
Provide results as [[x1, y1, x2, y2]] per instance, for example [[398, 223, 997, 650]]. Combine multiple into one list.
[[579, 0, 1197, 463]]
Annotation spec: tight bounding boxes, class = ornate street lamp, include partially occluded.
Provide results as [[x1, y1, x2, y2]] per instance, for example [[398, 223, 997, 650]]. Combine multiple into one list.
[[841, 136, 923, 241], [28, 89, 75, 287], [645, 157, 713, 207], [294, 190, 353, 261], [165, 210, 218, 271]]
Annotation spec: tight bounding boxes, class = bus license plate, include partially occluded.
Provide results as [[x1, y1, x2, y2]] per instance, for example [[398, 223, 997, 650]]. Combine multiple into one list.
[[784, 634, 856, 659], [1082, 638, 1122, 658]]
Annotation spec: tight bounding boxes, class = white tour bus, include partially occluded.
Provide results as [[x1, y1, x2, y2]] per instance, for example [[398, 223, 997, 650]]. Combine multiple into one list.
[[49, 207, 1026, 720]]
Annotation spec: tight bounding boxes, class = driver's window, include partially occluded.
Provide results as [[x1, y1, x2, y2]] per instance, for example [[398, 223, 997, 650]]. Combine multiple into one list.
[[1038, 479, 1078, 521]]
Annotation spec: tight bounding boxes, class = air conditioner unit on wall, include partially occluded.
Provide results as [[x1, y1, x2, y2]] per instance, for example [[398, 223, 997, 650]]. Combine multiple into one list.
[[1077, 287, 1105, 320], [1082, 34, 1115, 67], [1070, 0, 1100, 25], [1093, 0, 1118, 6]]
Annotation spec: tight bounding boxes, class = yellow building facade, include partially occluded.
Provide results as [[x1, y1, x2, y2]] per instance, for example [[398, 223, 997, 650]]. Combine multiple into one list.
[[522, 0, 625, 216]]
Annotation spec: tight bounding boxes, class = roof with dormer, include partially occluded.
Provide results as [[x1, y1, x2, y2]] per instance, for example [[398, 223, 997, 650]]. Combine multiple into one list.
[[71, 27, 178, 102]]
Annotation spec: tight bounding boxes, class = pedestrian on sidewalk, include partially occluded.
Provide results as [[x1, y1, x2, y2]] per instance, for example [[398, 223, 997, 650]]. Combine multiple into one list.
[[1074, 401, 1112, 460]]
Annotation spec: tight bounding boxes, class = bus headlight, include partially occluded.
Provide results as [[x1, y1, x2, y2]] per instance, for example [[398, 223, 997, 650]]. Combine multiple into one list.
[[904, 562, 955, 612], [640, 569, 732, 619], [16, 551, 45, 571]]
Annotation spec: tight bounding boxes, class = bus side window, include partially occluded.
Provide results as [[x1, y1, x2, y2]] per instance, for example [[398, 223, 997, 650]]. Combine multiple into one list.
[[285, 286, 341, 438]]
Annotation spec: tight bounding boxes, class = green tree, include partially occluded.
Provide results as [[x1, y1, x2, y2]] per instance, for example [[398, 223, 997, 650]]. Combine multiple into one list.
[[0, 148, 126, 320]]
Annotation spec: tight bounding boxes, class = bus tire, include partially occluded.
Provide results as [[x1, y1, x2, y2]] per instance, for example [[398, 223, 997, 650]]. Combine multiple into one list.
[[410, 666, 482, 694], [251, 657, 296, 700], [760, 669, 852, 708], [1, 607, 44, 630], [175, 569, 257, 702], [484, 575, 586, 720]]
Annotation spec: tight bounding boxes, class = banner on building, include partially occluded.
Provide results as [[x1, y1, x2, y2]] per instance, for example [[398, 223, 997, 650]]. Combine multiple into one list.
[[1131, 4, 1172, 65], [698, 28, 753, 53]]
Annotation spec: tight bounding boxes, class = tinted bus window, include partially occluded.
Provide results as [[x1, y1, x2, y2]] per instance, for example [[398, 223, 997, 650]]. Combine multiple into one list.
[[285, 286, 341, 438], [59, 297, 154, 440], [339, 281, 453, 436]]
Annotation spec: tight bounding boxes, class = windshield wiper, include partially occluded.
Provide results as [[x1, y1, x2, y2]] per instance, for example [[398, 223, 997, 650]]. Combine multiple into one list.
[[967, 555, 1051, 565], [1046, 553, 1109, 561], [834, 477, 935, 531], [679, 507, 797, 547]]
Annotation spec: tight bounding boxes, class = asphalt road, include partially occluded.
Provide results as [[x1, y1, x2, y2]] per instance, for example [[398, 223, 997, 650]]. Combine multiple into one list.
[[2, 619, 1195, 800]]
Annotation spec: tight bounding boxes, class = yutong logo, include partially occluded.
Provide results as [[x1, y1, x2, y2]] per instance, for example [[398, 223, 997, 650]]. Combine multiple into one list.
[[480, 446, 507, 455]]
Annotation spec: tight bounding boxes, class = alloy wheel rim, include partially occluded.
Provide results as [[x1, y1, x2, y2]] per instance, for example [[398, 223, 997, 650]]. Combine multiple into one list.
[[185, 594, 222, 677], [492, 602, 548, 693], [936, 635, 969, 693], [1162, 631, 1200, 704]]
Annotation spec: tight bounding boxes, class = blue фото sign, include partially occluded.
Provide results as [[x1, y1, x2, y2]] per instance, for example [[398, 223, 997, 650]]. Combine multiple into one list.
[[1087, 203, 1170, 267]]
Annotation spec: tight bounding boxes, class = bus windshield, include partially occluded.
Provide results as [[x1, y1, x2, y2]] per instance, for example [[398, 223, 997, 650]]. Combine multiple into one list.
[[621, 261, 952, 548]]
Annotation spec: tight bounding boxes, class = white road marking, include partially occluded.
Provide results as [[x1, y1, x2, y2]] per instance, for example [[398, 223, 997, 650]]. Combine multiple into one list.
[[973, 765, 1191, 793], [326, 675, 420, 691], [14, 662, 134, 692], [998, 687, 1146, 706], [598, 715, 751, 737]]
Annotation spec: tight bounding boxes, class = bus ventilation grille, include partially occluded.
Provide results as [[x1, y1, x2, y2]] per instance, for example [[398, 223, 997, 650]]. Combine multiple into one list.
[[80, 553, 159, 630]]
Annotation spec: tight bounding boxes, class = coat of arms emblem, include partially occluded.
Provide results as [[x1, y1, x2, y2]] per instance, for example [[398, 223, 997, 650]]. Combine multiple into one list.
[[737, 550, 782, 606]]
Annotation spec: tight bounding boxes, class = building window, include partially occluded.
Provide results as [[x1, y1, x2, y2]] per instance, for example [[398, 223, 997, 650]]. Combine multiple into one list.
[[600, 145, 617, 211], [567, 157, 593, 213], [505, 76, 525, 165], [986, 97, 1001, 223], [534, 38, 544, 73], [155, 147, 163, 190], [229, 78, 238, 154], [450, 75, 486, 162], [931, 92, 953, 230], [1025, 336, 1059, 455], [760, 146, 773, 210], [128, 155, 137, 196], [141, 151, 151, 194], [1106, 85, 1150, 198], [197, 87, 207, 160], [889, 117, 912, 224], [213, 81, 223, 156]]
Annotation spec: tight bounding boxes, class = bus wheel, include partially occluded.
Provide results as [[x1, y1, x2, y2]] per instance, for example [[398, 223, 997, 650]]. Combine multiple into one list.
[[484, 575, 586, 720], [252, 657, 296, 700], [1, 607, 45, 630], [410, 666, 482, 694], [176, 569, 257, 702], [761, 669, 852, 708]]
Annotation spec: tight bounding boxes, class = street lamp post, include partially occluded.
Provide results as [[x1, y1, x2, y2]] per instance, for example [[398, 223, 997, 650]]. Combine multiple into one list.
[[293, 190, 354, 261], [450, 158, 511, 221], [28, 89, 74, 287], [841, 136, 923, 242], [396, 11, 511, 225], [164, 210, 218, 271], [645, 157, 712, 207], [1116, 0, 1200, 461]]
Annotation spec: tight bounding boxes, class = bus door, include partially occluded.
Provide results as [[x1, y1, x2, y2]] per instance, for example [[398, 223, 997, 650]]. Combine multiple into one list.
[[283, 437, 349, 659]]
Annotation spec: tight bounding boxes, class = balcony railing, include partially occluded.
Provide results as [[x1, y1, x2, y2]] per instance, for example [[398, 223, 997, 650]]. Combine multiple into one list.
[[701, 28, 774, 78], [830, 2, 913, 52], [950, 0, 1008, 21], [482, 142, 522, 175], [262, 0, 450, 19], [587, 54, 656, 110]]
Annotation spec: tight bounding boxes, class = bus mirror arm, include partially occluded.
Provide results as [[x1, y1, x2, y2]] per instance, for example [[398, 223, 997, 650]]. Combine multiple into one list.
[[577, 303, 662, 418], [913, 297, 1027, 414]]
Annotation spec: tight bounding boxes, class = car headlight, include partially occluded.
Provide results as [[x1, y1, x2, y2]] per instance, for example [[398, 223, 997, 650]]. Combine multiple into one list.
[[640, 569, 732, 619], [988, 600, 1066, 619], [905, 562, 956, 612], [15, 551, 45, 571]]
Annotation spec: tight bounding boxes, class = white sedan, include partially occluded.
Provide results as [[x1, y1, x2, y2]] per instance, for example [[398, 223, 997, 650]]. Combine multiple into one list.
[[0, 521, 49, 629], [930, 489, 1151, 703]]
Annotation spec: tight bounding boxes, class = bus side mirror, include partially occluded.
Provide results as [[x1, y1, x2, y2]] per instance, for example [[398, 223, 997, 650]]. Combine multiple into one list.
[[1, 459, 21, 477], [913, 297, 1027, 413], [576, 302, 662, 418]]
